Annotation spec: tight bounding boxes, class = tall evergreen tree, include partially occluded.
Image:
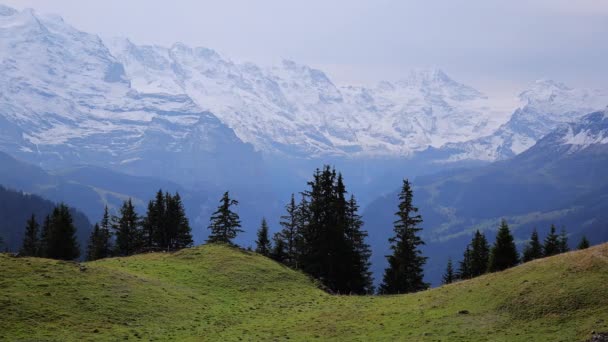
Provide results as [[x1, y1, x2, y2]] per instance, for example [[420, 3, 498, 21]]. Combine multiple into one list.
[[207, 191, 242, 244], [379, 179, 428, 294], [522, 228, 543, 262], [469, 230, 490, 277], [271, 232, 287, 263], [558, 228, 569, 253], [458, 246, 473, 279], [165, 192, 193, 250], [577, 236, 590, 250], [43, 204, 80, 260], [99, 206, 113, 257], [299, 167, 349, 292], [487, 219, 519, 272], [442, 258, 456, 285], [255, 218, 272, 256], [543, 224, 560, 257], [39, 215, 51, 258], [278, 194, 301, 268], [20, 214, 40, 257], [112, 199, 141, 256], [344, 194, 374, 294]]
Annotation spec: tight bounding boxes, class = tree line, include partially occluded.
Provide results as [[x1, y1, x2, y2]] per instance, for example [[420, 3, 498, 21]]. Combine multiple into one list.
[[442, 221, 591, 284], [19, 190, 193, 261], [18, 164, 596, 295], [208, 167, 428, 295]]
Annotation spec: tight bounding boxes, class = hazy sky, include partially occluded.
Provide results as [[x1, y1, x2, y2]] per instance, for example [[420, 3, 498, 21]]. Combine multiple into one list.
[[4, 0, 608, 98]]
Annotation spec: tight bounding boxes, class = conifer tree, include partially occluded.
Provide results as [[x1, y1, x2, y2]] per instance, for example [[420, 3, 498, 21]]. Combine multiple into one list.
[[112, 199, 141, 256], [86, 224, 103, 261], [469, 230, 490, 277], [39, 215, 51, 258], [345, 194, 374, 294], [442, 258, 456, 284], [577, 235, 590, 250], [20, 214, 39, 257], [271, 232, 287, 263], [380, 179, 428, 294], [487, 219, 519, 272], [543, 224, 560, 257], [278, 194, 301, 268], [99, 206, 113, 256], [458, 245, 473, 279], [255, 218, 272, 256], [522, 228, 543, 262], [43, 204, 80, 260], [166, 192, 193, 250], [558, 228, 569, 253], [207, 191, 242, 244]]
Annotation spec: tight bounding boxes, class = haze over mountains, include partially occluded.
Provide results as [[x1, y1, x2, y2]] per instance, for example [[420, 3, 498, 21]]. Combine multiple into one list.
[[1, 4, 608, 284]]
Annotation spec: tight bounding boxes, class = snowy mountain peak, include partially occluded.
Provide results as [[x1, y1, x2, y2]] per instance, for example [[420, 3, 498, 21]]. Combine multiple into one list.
[[0, 4, 17, 16]]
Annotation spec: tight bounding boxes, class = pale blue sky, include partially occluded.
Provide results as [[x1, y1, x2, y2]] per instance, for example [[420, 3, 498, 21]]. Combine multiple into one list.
[[4, 0, 607, 97]]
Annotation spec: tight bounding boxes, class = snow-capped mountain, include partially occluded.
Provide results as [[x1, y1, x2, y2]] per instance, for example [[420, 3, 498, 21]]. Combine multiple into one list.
[[1, 4, 607, 171], [438, 80, 608, 162], [106, 38, 509, 157], [0, 5, 260, 185], [532, 107, 608, 155]]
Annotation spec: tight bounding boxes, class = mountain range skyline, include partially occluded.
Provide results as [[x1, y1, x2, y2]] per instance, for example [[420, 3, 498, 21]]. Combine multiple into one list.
[[2, 0, 607, 100]]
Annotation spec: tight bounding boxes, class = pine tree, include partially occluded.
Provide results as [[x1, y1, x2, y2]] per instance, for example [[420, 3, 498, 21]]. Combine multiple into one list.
[[558, 228, 569, 253], [271, 232, 287, 263], [112, 199, 141, 256], [442, 258, 456, 284], [86, 224, 103, 261], [458, 245, 473, 279], [469, 230, 490, 277], [543, 224, 560, 257], [487, 219, 519, 272], [255, 218, 272, 256], [43, 204, 80, 260], [207, 191, 242, 245], [166, 192, 193, 250], [379, 179, 428, 294], [522, 228, 543, 262], [20, 214, 39, 257], [39, 215, 51, 258], [577, 236, 590, 250], [278, 194, 301, 268], [345, 195, 374, 294], [99, 206, 113, 257]]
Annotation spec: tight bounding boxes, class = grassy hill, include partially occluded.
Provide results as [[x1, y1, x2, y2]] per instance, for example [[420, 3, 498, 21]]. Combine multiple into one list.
[[1, 244, 607, 341]]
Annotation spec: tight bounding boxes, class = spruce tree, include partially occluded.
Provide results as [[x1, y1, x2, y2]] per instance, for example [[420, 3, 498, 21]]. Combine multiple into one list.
[[469, 230, 490, 277], [166, 192, 193, 250], [43, 204, 80, 260], [379, 179, 428, 294], [558, 228, 569, 253], [112, 199, 141, 256], [458, 246, 473, 279], [443, 258, 456, 284], [487, 219, 519, 272], [39, 215, 51, 258], [207, 191, 242, 244], [345, 195, 373, 294], [86, 224, 103, 261], [255, 218, 272, 256], [99, 206, 113, 257], [278, 194, 301, 268], [543, 224, 560, 257], [20, 214, 39, 257], [577, 236, 590, 250], [522, 228, 543, 262], [271, 232, 287, 263]]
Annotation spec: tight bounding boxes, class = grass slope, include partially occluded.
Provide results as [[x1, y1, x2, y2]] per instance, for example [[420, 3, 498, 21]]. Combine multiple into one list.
[[1, 243, 607, 341]]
